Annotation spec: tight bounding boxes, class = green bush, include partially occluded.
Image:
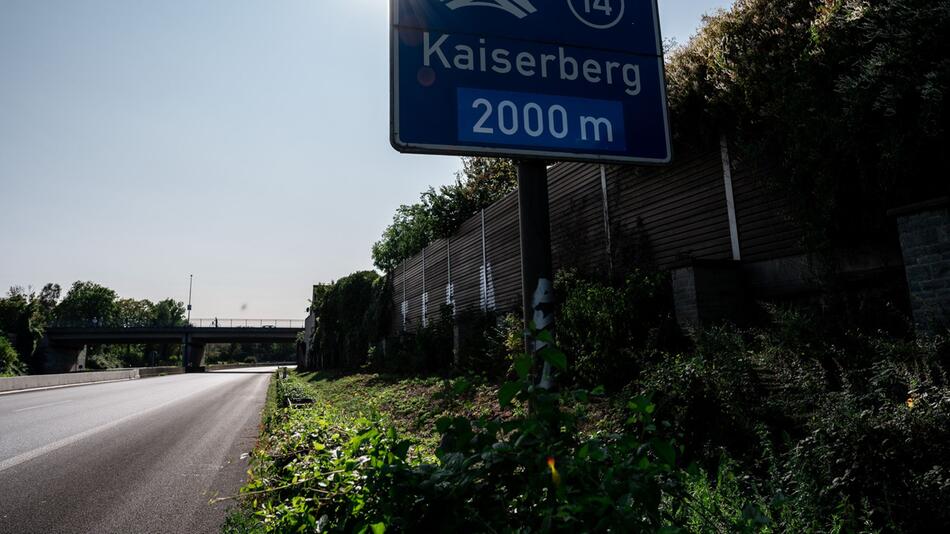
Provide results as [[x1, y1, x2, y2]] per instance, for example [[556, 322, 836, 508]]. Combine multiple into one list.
[[640, 315, 950, 532], [86, 352, 123, 370], [275, 377, 317, 406], [778, 386, 950, 532], [1, 337, 23, 376], [397, 306, 455, 373], [556, 269, 682, 389], [382, 309, 522, 378], [453, 310, 520, 378]]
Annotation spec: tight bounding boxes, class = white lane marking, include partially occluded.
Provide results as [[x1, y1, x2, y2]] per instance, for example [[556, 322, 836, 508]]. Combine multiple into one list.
[[13, 400, 74, 413], [0, 376, 243, 474]]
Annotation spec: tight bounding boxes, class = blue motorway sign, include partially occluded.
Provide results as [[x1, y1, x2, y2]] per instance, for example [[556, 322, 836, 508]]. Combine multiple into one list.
[[391, 0, 671, 164]]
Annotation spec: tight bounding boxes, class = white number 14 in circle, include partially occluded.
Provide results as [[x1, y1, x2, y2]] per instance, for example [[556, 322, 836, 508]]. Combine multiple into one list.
[[584, 0, 613, 16]]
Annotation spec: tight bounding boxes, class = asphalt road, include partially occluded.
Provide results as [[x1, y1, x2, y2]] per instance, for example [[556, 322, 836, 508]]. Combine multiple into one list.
[[0, 367, 277, 534]]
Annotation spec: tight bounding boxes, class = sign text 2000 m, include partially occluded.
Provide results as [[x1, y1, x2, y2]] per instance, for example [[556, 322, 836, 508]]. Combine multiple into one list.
[[391, 0, 671, 164]]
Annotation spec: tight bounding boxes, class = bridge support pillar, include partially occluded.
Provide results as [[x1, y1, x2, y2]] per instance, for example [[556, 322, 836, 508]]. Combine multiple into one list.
[[183, 334, 207, 372], [39, 338, 87, 373]]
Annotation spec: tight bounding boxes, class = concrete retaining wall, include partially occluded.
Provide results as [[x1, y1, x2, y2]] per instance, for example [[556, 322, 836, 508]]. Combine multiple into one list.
[[137, 367, 186, 378], [0, 369, 140, 393], [206, 362, 296, 371], [895, 199, 950, 334]]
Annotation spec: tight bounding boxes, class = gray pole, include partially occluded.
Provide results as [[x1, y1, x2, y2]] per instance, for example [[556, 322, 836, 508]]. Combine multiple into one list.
[[185, 274, 193, 369], [516, 160, 555, 389]]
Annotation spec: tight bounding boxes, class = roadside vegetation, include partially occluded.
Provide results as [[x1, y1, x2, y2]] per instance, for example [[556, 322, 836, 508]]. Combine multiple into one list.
[[1, 336, 22, 377], [231, 266, 950, 532]]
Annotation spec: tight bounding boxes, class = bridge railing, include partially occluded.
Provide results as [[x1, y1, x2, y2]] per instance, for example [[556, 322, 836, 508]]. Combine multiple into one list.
[[47, 319, 304, 329], [49, 319, 190, 329], [188, 319, 305, 329]]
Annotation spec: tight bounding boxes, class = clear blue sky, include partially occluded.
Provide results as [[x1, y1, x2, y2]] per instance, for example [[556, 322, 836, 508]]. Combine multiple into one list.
[[0, 0, 731, 319]]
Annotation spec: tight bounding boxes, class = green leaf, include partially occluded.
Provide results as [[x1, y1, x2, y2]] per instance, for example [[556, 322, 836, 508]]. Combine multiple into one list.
[[535, 329, 555, 344], [652, 438, 676, 465], [498, 381, 522, 407], [539, 347, 567, 371], [452, 378, 471, 395], [370, 522, 386, 534], [578, 443, 590, 459], [513, 355, 533, 380], [435, 416, 454, 433], [394, 440, 412, 460]]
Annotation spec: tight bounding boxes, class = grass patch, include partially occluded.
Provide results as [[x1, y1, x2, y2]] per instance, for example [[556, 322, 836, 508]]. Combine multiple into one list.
[[292, 371, 508, 459]]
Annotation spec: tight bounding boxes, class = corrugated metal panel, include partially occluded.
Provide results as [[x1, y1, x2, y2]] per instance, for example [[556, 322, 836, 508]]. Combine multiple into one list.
[[484, 193, 522, 315], [730, 164, 803, 262], [386, 147, 803, 331], [424, 239, 450, 326], [450, 215, 484, 317], [550, 162, 610, 277], [391, 262, 405, 335], [606, 150, 733, 269], [404, 251, 425, 331]]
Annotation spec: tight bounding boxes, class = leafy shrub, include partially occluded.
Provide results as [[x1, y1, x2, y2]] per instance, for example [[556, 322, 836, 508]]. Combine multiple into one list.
[[384, 309, 524, 377], [86, 352, 123, 370], [417, 356, 688, 532], [639, 331, 778, 470], [1, 337, 23, 376], [640, 315, 950, 532], [556, 269, 682, 389], [772, 332, 950, 532], [275, 377, 317, 406], [397, 306, 455, 373], [452, 309, 522, 379]]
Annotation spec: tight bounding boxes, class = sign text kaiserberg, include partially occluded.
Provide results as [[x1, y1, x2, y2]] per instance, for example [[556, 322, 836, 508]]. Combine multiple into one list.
[[391, 0, 671, 164]]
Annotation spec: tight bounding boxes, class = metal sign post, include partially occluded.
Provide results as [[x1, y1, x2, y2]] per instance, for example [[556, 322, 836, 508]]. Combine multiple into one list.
[[516, 160, 556, 387]]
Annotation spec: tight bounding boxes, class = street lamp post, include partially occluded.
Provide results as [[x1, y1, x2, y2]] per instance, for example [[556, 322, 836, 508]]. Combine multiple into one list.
[[185, 274, 193, 369]]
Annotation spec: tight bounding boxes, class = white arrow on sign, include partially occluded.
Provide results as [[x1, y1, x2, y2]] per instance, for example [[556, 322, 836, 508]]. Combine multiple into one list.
[[443, 0, 538, 19]]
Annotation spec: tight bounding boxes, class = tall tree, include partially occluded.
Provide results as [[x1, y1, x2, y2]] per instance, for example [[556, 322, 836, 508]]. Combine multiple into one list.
[[372, 157, 516, 271], [54, 281, 118, 326], [151, 299, 186, 327], [115, 298, 154, 327]]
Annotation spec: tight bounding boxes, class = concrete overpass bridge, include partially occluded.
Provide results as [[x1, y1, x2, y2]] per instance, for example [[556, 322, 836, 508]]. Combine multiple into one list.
[[42, 319, 304, 373]]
